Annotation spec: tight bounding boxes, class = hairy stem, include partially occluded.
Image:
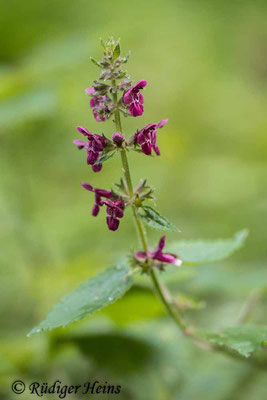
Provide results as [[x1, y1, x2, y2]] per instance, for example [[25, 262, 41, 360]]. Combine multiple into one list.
[[112, 77, 188, 332], [149, 268, 188, 331]]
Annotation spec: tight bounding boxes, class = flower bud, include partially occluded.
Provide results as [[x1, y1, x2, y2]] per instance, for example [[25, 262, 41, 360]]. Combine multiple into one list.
[[112, 132, 124, 147]]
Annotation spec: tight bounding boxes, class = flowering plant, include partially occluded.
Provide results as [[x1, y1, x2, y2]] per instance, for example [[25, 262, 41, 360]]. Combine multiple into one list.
[[29, 39, 267, 364]]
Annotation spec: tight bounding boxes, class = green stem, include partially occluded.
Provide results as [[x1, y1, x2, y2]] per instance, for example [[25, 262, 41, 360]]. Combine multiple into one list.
[[111, 76, 188, 332], [150, 268, 188, 331], [132, 205, 148, 251], [120, 147, 134, 197]]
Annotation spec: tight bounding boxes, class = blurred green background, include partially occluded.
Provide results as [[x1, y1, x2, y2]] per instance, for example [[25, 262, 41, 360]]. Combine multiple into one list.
[[1, 0, 267, 399]]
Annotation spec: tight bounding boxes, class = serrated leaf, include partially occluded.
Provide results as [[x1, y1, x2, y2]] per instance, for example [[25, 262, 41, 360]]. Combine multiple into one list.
[[95, 150, 116, 165], [29, 265, 133, 335], [168, 230, 248, 265], [90, 57, 101, 67], [113, 42, 120, 59], [203, 325, 267, 358], [138, 206, 181, 232]]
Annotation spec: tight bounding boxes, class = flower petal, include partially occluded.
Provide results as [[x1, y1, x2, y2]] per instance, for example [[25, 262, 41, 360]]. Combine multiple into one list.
[[91, 163, 102, 172], [157, 119, 168, 129], [153, 143, 160, 156], [92, 204, 100, 217], [156, 253, 177, 264], [135, 251, 149, 258], [87, 150, 99, 165], [141, 142, 152, 156], [129, 102, 143, 117], [81, 182, 93, 191], [107, 216, 120, 231], [158, 236, 166, 251], [73, 140, 87, 149], [95, 188, 113, 198], [85, 87, 95, 94], [77, 126, 90, 136], [134, 80, 147, 90], [123, 89, 132, 104]]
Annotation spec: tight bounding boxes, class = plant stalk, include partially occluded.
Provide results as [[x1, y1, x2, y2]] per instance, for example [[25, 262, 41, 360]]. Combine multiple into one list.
[[112, 77, 188, 333]]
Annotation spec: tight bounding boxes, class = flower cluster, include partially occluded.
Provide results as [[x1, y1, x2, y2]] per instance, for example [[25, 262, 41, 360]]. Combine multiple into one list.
[[73, 126, 107, 172], [101, 199, 125, 231], [123, 80, 147, 117], [81, 183, 125, 231], [73, 38, 181, 268], [134, 119, 168, 156], [85, 87, 112, 122]]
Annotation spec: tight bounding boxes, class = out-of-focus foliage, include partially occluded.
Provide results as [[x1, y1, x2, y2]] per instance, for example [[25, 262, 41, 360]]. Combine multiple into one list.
[[1, 0, 267, 399]]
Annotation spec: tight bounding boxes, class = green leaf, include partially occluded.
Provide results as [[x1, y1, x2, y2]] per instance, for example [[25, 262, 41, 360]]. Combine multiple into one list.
[[95, 150, 116, 165], [90, 57, 101, 67], [117, 71, 127, 79], [100, 38, 107, 52], [122, 52, 130, 63], [28, 265, 134, 335], [168, 230, 248, 265], [203, 325, 267, 358], [138, 206, 181, 232], [113, 42, 120, 59]]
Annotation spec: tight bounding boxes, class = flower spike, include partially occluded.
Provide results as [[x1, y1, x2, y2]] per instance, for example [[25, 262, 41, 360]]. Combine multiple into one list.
[[73, 126, 107, 172]]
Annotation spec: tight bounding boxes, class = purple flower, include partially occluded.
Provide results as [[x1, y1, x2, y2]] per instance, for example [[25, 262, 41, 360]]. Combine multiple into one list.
[[112, 132, 124, 147], [81, 183, 113, 217], [101, 199, 125, 231], [123, 80, 147, 117], [73, 126, 106, 172], [85, 87, 109, 122], [135, 236, 182, 267], [135, 119, 168, 156]]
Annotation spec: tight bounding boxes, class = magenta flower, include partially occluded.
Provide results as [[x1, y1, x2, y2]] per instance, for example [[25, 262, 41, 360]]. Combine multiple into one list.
[[112, 132, 124, 147], [135, 236, 182, 267], [73, 126, 106, 172], [81, 183, 113, 217], [123, 80, 147, 117], [101, 199, 125, 231], [85, 87, 109, 122], [135, 119, 168, 156]]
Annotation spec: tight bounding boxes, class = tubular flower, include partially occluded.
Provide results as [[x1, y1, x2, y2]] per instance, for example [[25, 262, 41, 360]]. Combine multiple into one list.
[[101, 199, 125, 231], [135, 119, 168, 156], [85, 87, 110, 122], [73, 126, 106, 172], [135, 236, 182, 267], [123, 80, 147, 117], [81, 183, 113, 217]]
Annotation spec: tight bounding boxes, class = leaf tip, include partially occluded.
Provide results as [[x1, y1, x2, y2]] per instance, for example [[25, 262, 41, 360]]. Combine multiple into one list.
[[235, 228, 249, 243]]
